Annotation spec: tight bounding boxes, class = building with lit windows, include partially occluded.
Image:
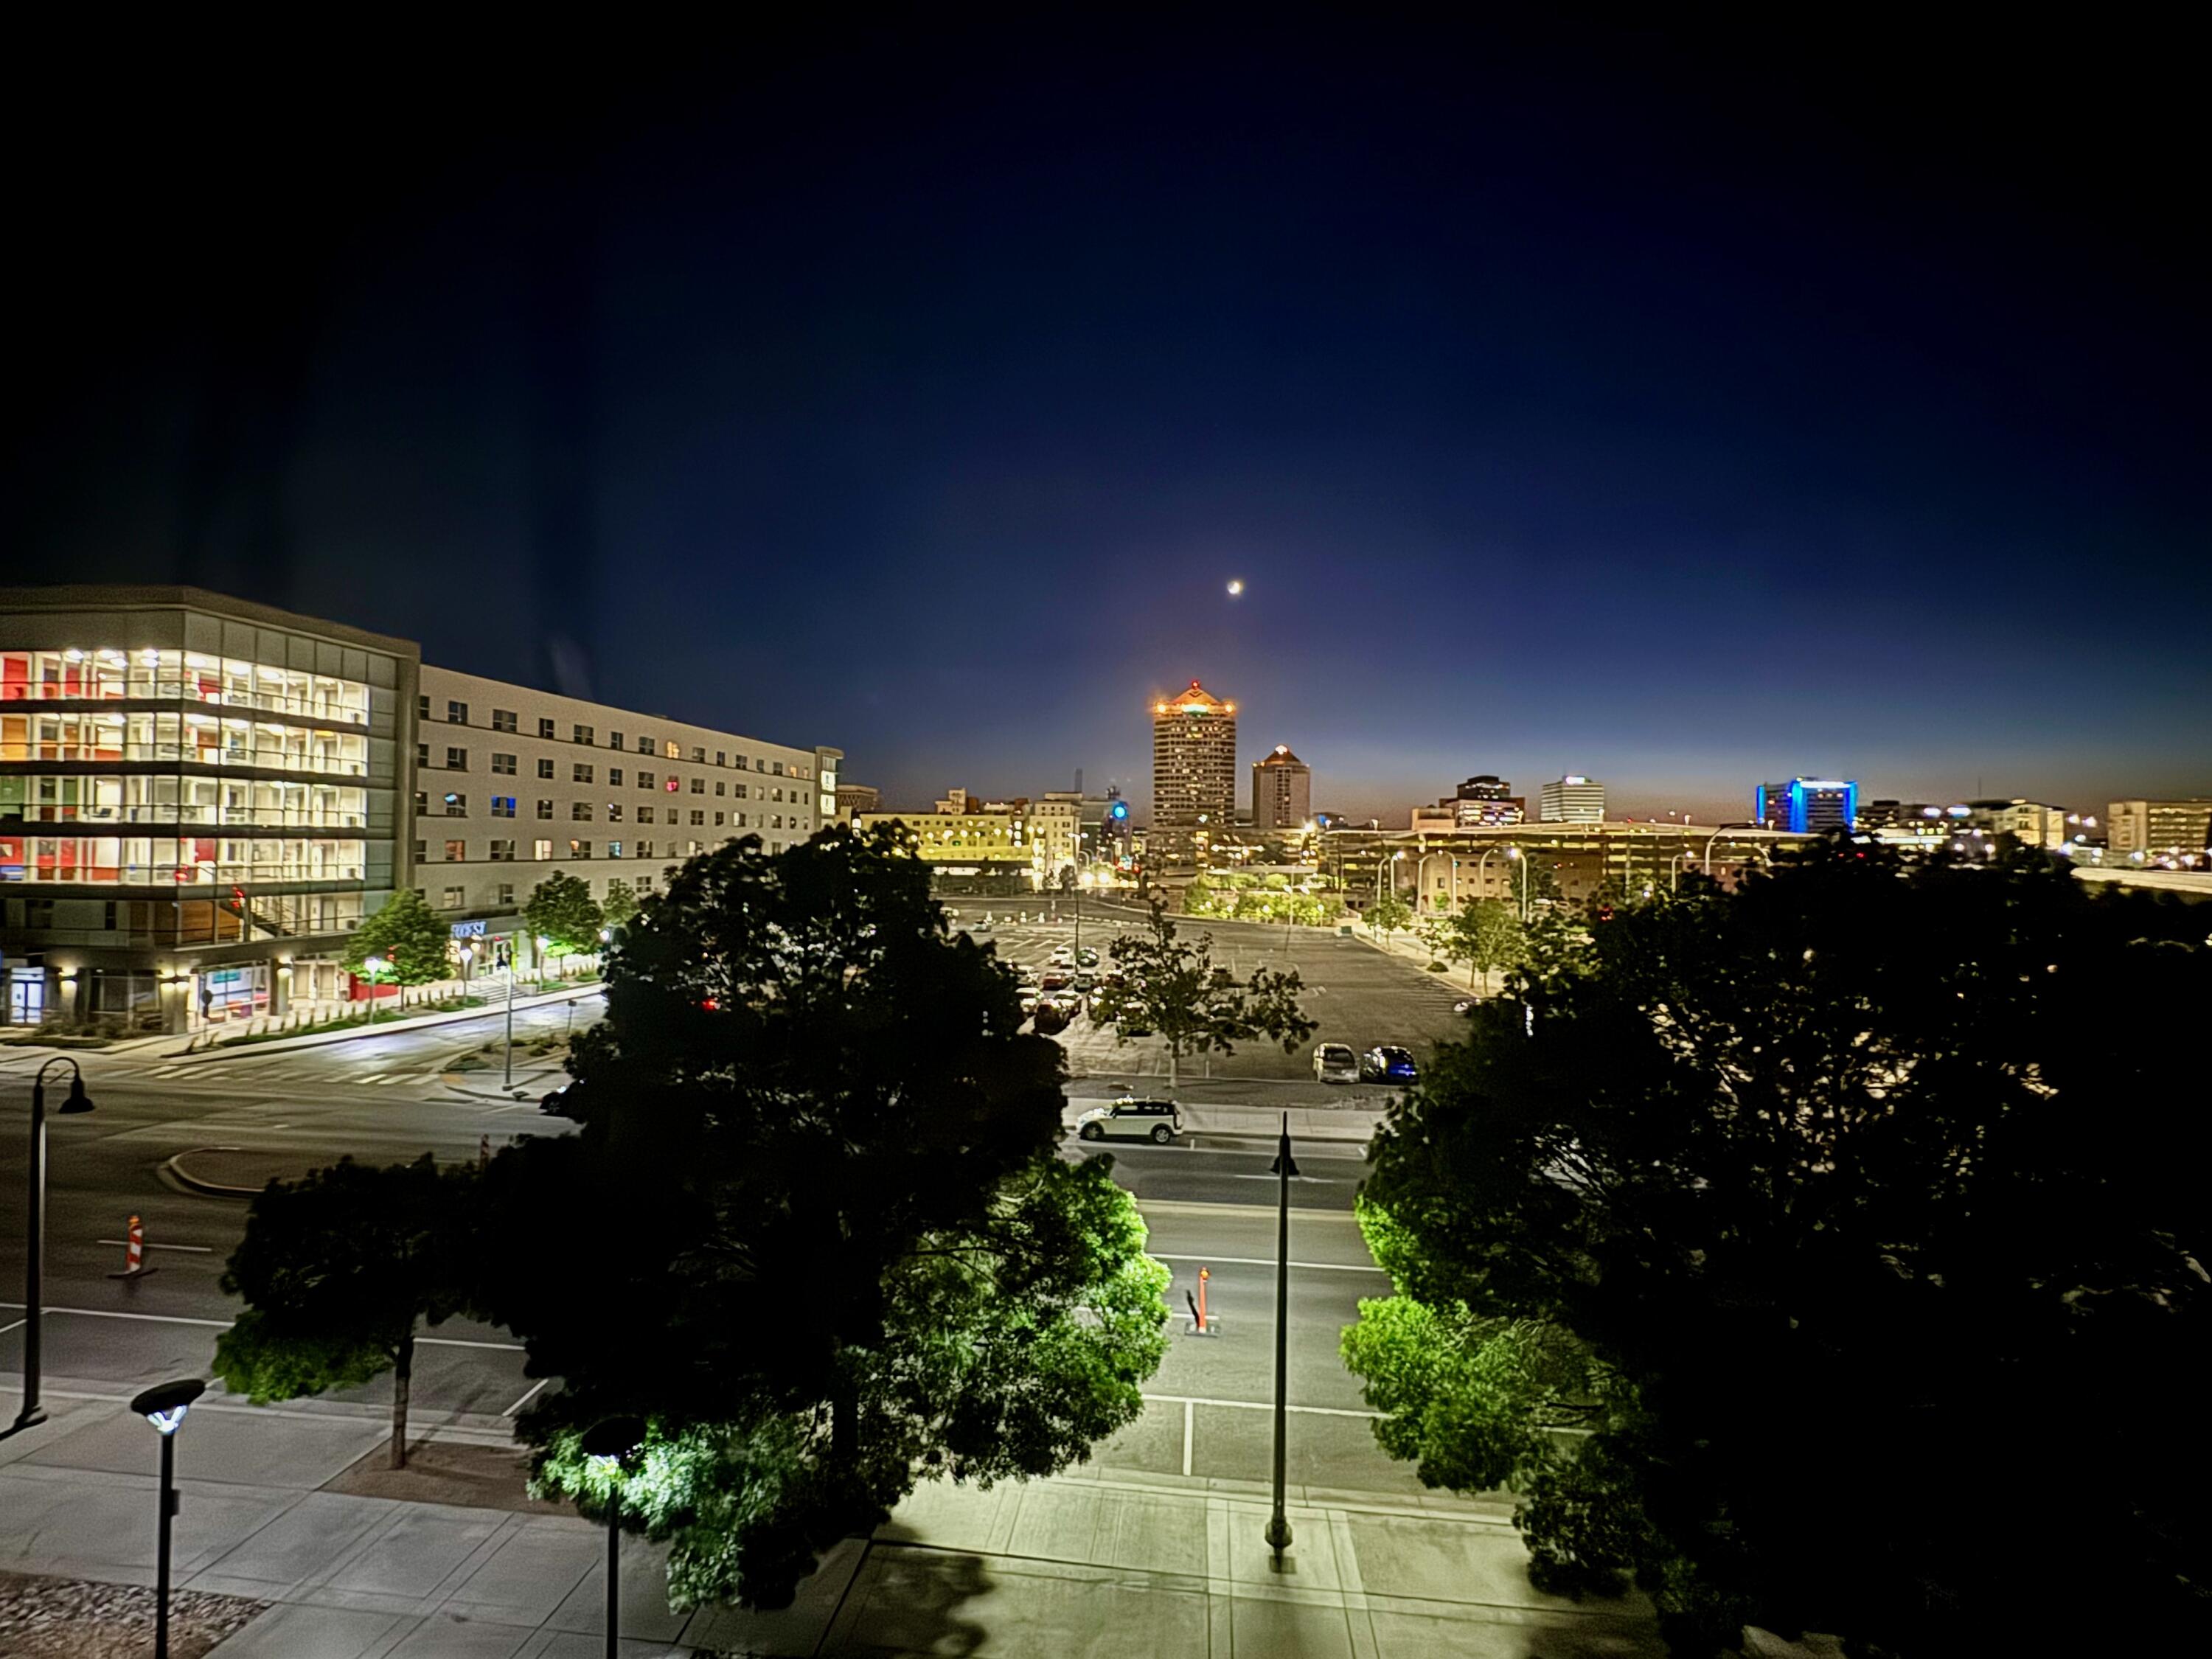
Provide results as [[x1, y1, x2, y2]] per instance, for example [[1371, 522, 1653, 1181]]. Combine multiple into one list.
[[2107, 799, 2212, 862], [1540, 776, 1605, 824], [1754, 777, 1857, 833], [1251, 745, 1312, 831], [413, 664, 838, 947], [1151, 680, 1237, 869], [0, 585, 840, 1032], [0, 586, 411, 1029], [853, 790, 1032, 894]]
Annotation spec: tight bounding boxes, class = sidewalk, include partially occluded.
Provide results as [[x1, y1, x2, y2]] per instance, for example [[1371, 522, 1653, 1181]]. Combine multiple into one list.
[[0, 1388, 1661, 1658], [154, 984, 605, 1068]]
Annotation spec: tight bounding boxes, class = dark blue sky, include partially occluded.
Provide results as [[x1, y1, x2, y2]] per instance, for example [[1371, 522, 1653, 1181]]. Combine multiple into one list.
[[10, 14, 2206, 822]]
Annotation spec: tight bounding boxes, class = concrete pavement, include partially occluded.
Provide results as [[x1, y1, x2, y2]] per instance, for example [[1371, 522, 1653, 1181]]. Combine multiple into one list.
[[0, 1385, 1660, 1658]]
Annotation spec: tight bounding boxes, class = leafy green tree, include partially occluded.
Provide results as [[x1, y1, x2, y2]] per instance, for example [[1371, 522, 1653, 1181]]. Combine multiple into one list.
[[1346, 839, 2212, 1655], [1366, 891, 1412, 942], [523, 869, 603, 963], [1438, 897, 1524, 992], [476, 826, 1169, 1610], [215, 1155, 479, 1469], [1087, 900, 1315, 1090], [344, 886, 455, 996], [600, 877, 639, 931]]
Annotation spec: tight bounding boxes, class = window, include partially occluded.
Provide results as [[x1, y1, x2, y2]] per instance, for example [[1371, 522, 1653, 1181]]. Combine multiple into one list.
[[445, 839, 465, 861], [714, 811, 724, 826], [608, 840, 625, 858], [573, 724, 594, 745], [496, 882, 515, 905], [608, 767, 624, 787], [772, 787, 783, 801], [443, 793, 466, 816], [493, 709, 518, 734], [571, 802, 594, 821], [737, 813, 747, 827], [691, 777, 705, 794], [756, 758, 767, 772], [639, 840, 655, 858], [573, 762, 594, 784], [413, 790, 429, 815], [639, 805, 656, 824], [637, 735, 653, 754], [736, 783, 748, 799], [490, 839, 515, 861], [415, 741, 430, 768], [569, 839, 592, 858], [665, 740, 681, 759], [665, 777, 680, 793], [537, 757, 554, 779], [610, 731, 624, 750], [714, 780, 726, 796], [773, 815, 783, 830], [538, 717, 556, 739], [442, 886, 465, 908], [772, 761, 784, 776], [532, 839, 553, 860], [716, 751, 727, 767], [536, 799, 554, 819], [734, 754, 748, 771], [491, 796, 516, 818], [691, 745, 706, 763], [417, 694, 430, 720], [448, 700, 467, 725], [492, 753, 517, 775], [638, 771, 654, 790], [608, 803, 625, 822], [411, 839, 427, 861], [446, 747, 467, 771]]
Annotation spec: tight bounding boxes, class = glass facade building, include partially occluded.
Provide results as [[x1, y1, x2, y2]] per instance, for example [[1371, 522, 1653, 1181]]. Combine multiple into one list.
[[0, 588, 414, 1031]]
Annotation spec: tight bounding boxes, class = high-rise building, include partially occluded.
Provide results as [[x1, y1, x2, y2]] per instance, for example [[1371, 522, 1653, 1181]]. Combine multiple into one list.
[[1754, 778, 1857, 833], [834, 782, 880, 820], [2107, 799, 2212, 859], [1033, 791, 1083, 883], [1251, 745, 1312, 831], [1540, 776, 1605, 824], [1454, 774, 1512, 801], [1151, 679, 1236, 868]]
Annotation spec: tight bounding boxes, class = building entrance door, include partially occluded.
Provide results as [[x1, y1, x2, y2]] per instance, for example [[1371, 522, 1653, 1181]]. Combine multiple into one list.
[[9, 976, 46, 1024]]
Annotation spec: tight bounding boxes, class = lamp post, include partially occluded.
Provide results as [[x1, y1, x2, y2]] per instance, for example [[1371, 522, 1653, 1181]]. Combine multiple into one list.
[[16, 1058, 95, 1430], [1415, 851, 1448, 915], [1703, 821, 1759, 877], [502, 944, 516, 1091], [582, 1416, 647, 1658], [362, 955, 386, 1029], [1507, 846, 1528, 922], [131, 1377, 205, 1659], [1265, 1112, 1299, 1568]]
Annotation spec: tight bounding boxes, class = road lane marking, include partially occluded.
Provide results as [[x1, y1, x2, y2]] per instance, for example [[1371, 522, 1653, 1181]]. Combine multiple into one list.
[[0, 1318, 24, 1337], [96, 1239, 214, 1253], [1151, 1253, 1389, 1276], [504, 1377, 552, 1416], [1183, 1399, 1194, 1476], [1143, 1391, 1380, 1421], [0, 1303, 524, 1351]]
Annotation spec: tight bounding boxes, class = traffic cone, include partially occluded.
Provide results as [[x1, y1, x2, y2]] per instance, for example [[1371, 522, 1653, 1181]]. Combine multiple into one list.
[[108, 1214, 156, 1280]]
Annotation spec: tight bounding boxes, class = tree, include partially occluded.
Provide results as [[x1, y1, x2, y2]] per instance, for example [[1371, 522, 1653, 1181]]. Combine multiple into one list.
[[1438, 897, 1525, 992], [523, 869, 602, 962], [475, 826, 1169, 1610], [600, 877, 639, 931], [344, 886, 455, 998], [214, 1155, 479, 1469], [1344, 840, 2212, 1655], [1366, 891, 1412, 942], [1086, 900, 1315, 1090]]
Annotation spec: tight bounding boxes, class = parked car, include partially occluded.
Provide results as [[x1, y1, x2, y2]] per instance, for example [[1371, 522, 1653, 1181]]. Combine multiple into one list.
[[1360, 1045, 1418, 1083], [1032, 1004, 1071, 1035], [1040, 970, 1072, 990], [1074, 1096, 1184, 1144], [540, 1083, 578, 1117], [1452, 998, 1476, 1015], [1048, 945, 1076, 967], [1071, 971, 1097, 992], [1074, 947, 1099, 968], [1312, 1042, 1360, 1085]]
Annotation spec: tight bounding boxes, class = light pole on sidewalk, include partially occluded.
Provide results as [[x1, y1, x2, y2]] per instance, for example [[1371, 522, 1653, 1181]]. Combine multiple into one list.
[[362, 956, 386, 1029], [1265, 1112, 1299, 1568], [15, 1057, 94, 1431], [130, 1377, 204, 1659], [583, 1416, 647, 1658]]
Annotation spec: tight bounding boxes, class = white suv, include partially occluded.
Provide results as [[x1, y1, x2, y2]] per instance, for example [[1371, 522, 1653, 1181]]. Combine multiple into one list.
[[1312, 1042, 1360, 1084], [1074, 1097, 1183, 1144]]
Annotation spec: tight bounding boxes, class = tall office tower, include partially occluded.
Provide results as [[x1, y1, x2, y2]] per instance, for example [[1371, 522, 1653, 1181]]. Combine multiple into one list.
[[1540, 775, 1606, 823], [1151, 680, 1236, 867], [1251, 744, 1312, 830]]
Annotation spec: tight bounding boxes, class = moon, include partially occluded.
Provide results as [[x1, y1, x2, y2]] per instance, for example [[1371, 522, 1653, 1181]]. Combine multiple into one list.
[[1226, 579, 1245, 597]]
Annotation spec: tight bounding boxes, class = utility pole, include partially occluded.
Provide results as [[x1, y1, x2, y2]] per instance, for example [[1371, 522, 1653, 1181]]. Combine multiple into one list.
[[1265, 1112, 1298, 1568]]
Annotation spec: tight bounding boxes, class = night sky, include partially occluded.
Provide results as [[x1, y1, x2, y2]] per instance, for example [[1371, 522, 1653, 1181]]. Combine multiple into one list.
[[9, 15, 2205, 824]]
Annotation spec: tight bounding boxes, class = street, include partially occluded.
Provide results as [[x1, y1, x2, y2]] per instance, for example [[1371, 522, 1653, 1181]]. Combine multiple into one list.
[[1, 922, 1448, 1497]]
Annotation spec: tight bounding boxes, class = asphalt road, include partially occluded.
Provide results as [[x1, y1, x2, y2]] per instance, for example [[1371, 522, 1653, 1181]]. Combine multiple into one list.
[[1, 922, 1436, 1492]]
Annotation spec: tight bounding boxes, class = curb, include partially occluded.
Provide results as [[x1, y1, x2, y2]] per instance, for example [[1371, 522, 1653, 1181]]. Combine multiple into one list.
[[164, 1147, 263, 1197], [159, 984, 605, 1067]]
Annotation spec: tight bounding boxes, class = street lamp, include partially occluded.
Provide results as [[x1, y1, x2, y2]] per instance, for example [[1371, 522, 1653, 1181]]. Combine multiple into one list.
[[1507, 846, 1529, 922], [1703, 822, 1760, 877], [582, 1415, 647, 1658], [130, 1377, 205, 1659], [1265, 1113, 1299, 1569], [15, 1057, 95, 1431], [362, 955, 386, 1029]]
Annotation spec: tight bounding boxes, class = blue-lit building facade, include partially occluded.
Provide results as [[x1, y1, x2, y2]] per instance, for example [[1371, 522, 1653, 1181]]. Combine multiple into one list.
[[1755, 777, 1858, 834]]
